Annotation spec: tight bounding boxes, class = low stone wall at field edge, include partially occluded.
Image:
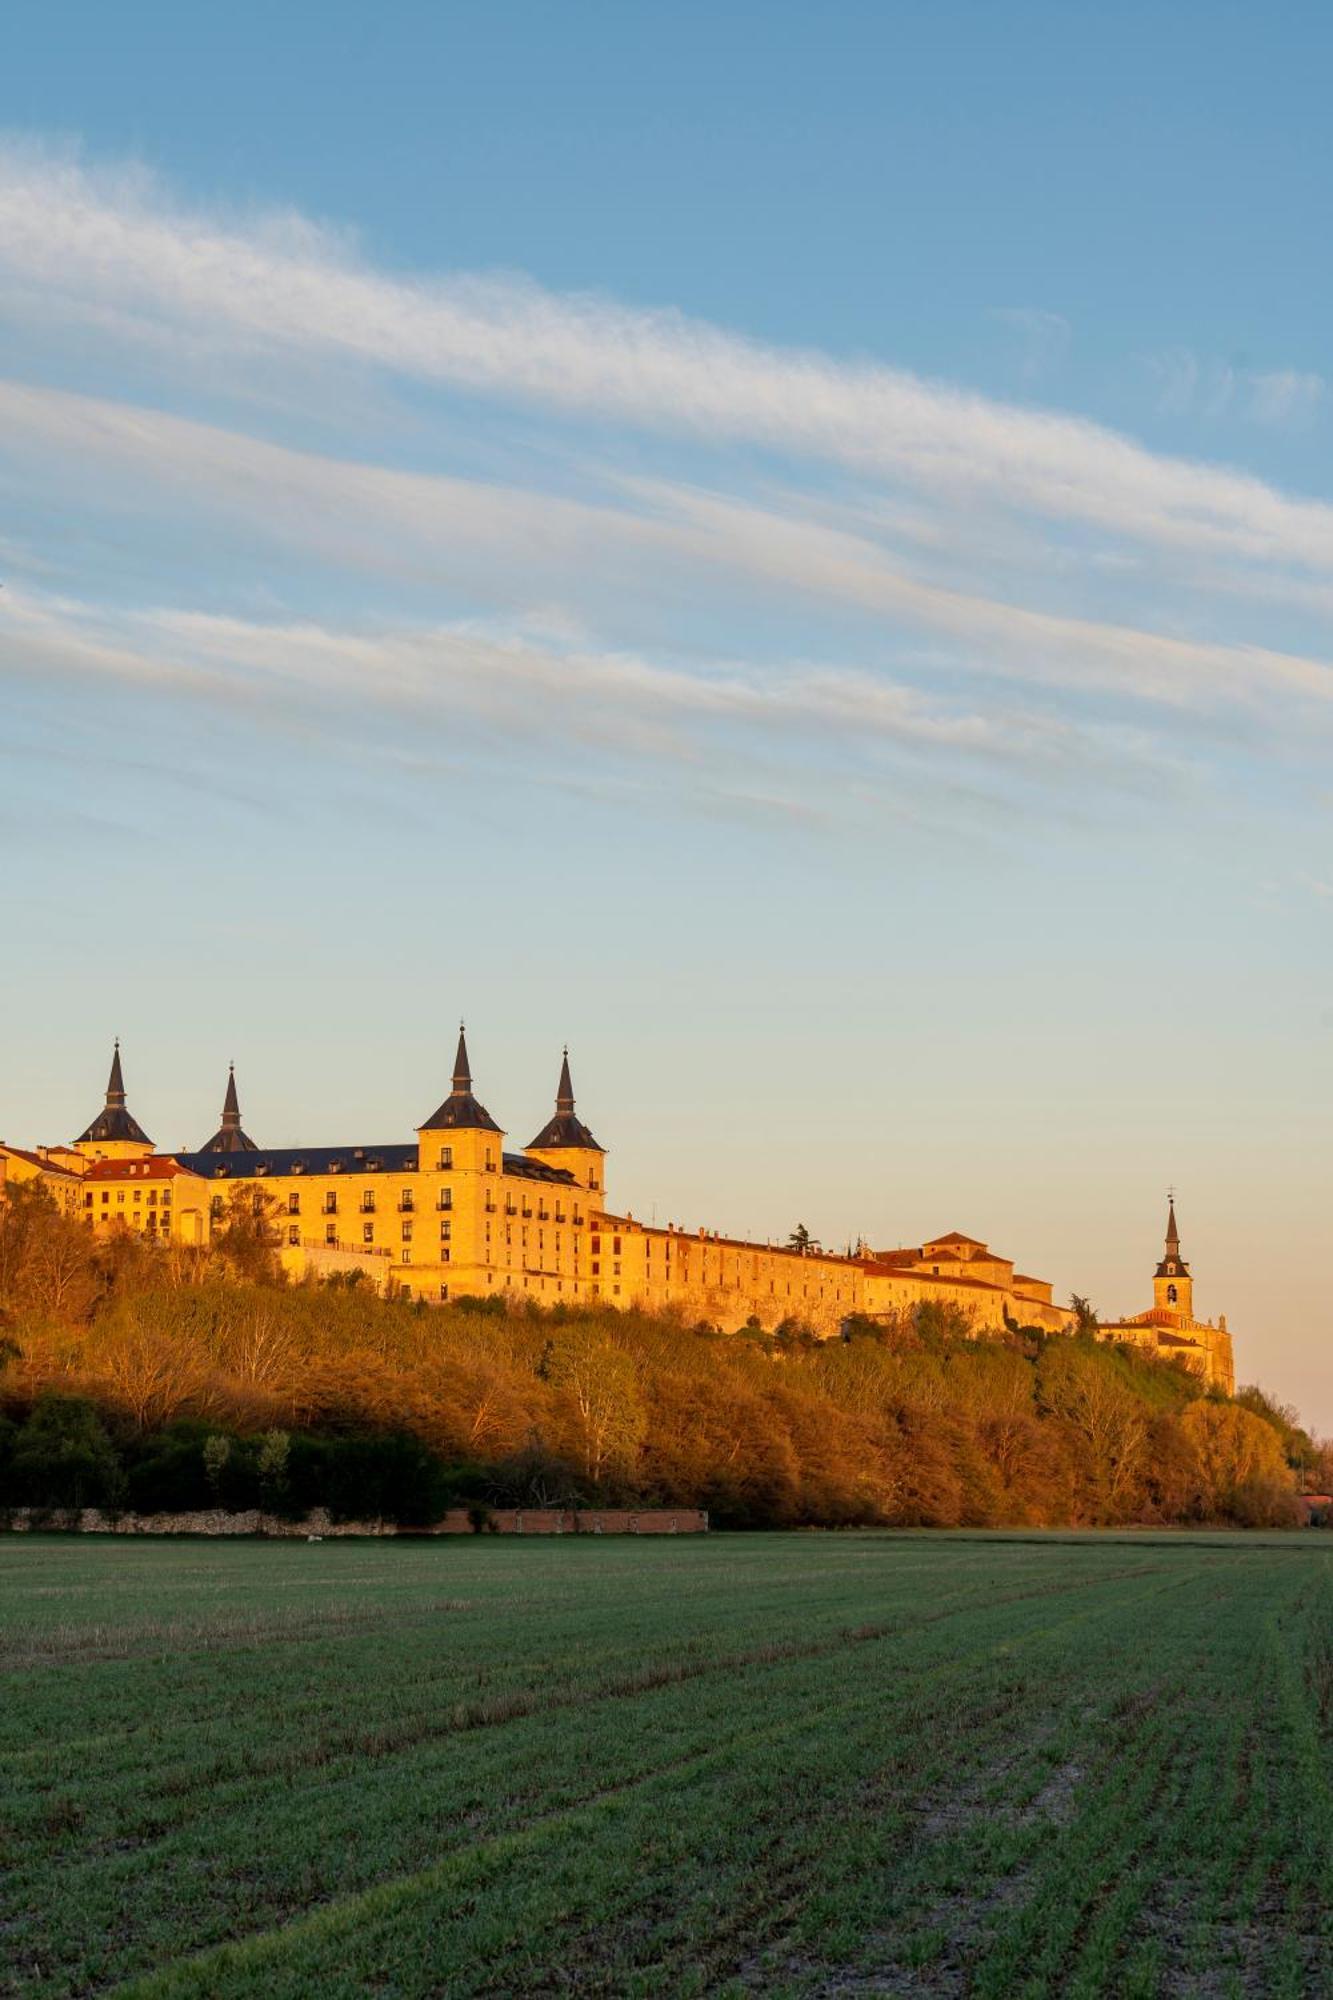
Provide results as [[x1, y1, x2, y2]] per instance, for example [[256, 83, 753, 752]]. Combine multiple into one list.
[[2, 1505, 709, 1537]]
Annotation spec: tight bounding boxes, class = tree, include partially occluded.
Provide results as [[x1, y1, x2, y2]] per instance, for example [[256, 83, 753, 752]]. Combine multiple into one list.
[[786, 1224, 819, 1254], [546, 1327, 645, 1488], [1038, 1341, 1149, 1520], [210, 1186, 283, 1285], [1180, 1402, 1297, 1523], [1069, 1294, 1100, 1335], [0, 1180, 99, 1325], [7, 1395, 122, 1510]]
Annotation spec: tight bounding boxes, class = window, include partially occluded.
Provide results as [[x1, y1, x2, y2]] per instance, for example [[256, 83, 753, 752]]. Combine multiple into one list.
[[441, 1246, 451, 1263], [439, 1283, 449, 1301], [210, 1195, 222, 1216], [325, 1223, 337, 1245], [361, 1191, 376, 1213], [288, 1193, 300, 1215], [288, 1225, 299, 1246], [592, 1261, 600, 1276], [323, 1193, 338, 1214], [401, 1221, 412, 1243], [363, 1223, 374, 1244], [161, 1191, 171, 1206], [437, 1189, 453, 1211], [399, 1191, 414, 1213], [133, 1188, 142, 1203], [440, 1219, 451, 1240], [1167, 1284, 1178, 1305], [401, 1249, 411, 1264], [613, 1236, 622, 1254], [147, 1189, 157, 1205], [484, 1149, 495, 1171], [437, 1147, 452, 1170]]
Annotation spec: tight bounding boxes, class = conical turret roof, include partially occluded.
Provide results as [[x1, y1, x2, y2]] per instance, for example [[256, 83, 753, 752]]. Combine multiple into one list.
[[75, 1041, 152, 1146], [527, 1049, 603, 1152], [200, 1064, 259, 1154], [1155, 1195, 1190, 1277], [419, 1026, 502, 1133]]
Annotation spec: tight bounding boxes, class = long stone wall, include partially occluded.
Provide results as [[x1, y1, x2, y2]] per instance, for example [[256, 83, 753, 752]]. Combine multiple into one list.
[[1, 1505, 709, 1537]]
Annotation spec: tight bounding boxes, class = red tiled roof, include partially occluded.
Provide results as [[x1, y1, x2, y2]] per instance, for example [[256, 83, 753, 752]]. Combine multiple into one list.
[[86, 1157, 206, 1182], [0, 1145, 83, 1180]]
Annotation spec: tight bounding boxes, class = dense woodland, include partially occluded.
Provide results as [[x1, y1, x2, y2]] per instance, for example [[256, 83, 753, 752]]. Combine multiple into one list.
[[0, 1180, 1326, 1529]]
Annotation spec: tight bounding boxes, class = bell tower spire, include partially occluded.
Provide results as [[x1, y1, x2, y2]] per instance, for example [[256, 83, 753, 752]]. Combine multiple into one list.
[[1153, 1190, 1193, 1322]]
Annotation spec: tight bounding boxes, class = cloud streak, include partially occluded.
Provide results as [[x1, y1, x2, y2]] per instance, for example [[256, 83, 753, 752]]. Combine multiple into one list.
[[6, 378, 1333, 729], [5, 146, 1333, 577], [0, 582, 1174, 824]]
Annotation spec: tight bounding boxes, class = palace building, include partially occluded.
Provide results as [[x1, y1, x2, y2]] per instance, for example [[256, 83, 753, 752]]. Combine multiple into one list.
[[1096, 1199, 1234, 1393], [0, 1039, 1234, 1389]]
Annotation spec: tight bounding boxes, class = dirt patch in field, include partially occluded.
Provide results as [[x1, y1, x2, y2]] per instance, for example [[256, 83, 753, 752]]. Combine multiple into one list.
[[1132, 1876, 1328, 1998]]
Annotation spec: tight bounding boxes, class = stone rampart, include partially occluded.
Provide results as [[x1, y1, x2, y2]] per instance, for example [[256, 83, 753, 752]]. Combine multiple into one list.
[[1, 1505, 708, 1537]]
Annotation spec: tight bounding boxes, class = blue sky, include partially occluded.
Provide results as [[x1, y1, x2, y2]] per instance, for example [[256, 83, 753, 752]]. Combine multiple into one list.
[[3, 3, 1332, 1423]]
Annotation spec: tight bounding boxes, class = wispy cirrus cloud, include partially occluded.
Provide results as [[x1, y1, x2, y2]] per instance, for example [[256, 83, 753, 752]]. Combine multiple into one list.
[[1148, 348, 1324, 428], [987, 307, 1071, 382], [4, 144, 1333, 578], [0, 581, 1178, 824], [5, 378, 1333, 730]]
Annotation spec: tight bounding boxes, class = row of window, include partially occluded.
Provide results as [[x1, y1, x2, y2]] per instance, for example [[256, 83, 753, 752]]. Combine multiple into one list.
[[87, 1188, 172, 1206]]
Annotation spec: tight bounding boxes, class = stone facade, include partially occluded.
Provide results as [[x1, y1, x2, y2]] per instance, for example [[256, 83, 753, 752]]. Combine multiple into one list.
[[4, 1039, 1236, 1386]]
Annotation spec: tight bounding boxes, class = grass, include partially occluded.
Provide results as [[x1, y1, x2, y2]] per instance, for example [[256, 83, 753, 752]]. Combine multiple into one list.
[[2, 1532, 1331, 1997]]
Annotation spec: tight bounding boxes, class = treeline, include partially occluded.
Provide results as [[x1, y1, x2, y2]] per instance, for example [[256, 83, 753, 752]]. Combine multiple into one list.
[[0, 1179, 1326, 1529]]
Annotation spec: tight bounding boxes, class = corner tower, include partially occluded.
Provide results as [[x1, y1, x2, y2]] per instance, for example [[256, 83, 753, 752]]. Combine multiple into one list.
[[524, 1049, 605, 1198], [74, 1042, 154, 1162], [1153, 1197, 1193, 1321], [199, 1065, 259, 1154], [417, 1026, 504, 1175]]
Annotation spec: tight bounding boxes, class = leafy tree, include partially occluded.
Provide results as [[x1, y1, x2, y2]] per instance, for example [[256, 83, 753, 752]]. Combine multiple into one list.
[[6, 1395, 123, 1510]]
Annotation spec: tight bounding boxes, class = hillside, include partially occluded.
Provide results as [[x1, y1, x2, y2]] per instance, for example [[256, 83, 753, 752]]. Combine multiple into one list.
[[0, 1181, 1323, 1529]]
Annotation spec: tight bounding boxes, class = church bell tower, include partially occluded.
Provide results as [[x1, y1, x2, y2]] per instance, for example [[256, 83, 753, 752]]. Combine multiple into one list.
[[1153, 1197, 1193, 1322]]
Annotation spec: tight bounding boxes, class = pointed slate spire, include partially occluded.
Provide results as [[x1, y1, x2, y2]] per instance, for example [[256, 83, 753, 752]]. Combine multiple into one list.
[[419, 1022, 502, 1133], [1155, 1193, 1189, 1279], [527, 1047, 603, 1153], [75, 1041, 152, 1146], [201, 1064, 258, 1154]]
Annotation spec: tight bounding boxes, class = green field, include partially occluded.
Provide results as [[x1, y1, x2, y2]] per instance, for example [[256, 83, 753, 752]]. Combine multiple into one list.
[[2, 1533, 1330, 1998]]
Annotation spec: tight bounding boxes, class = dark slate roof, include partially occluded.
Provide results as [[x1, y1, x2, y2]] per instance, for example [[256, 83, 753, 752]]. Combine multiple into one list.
[[199, 1065, 259, 1154], [170, 1144, 578, 1188], [419, 1026, 503, 1134], [504, 1153, 578, 1186], [174, 1144, 418, 1180], [76, 1042, 152, 1146], [527, 1050, 603, 1152]]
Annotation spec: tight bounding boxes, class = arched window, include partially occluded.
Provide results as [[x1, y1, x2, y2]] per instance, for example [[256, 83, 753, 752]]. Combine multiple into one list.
[[1167, 1284, 1178, 1305]]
